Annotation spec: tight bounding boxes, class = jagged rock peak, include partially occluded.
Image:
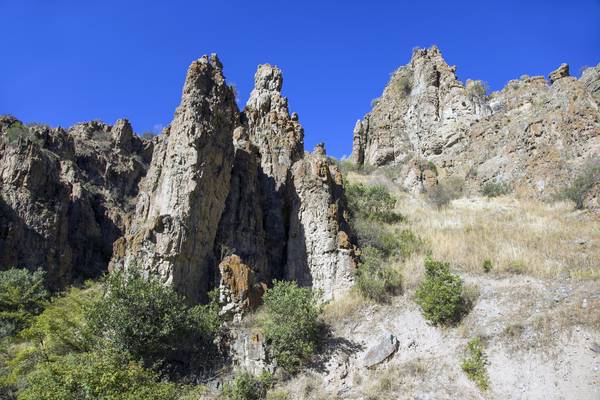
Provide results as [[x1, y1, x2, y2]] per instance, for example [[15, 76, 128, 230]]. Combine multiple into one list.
[[254, 64, 283, 92], [181, 53, 226, 100]]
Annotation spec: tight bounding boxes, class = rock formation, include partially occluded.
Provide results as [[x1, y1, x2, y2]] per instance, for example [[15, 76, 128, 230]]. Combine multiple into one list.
[[352, 46, 600, 201], [111, 58, 356, 303], [110, 54, 239, 303], [0, 116, 151, 288], [287, 144, 357, 300]]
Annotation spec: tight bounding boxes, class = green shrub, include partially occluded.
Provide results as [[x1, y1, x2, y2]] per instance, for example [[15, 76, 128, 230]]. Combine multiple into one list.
[[0, 285, 100, 397], [461, 337, 490, 390], [427, 177, 465, 209], [467, 80, 489, 98], [482, 259, 493, 273], [261, 281, 322, 373], [481, 181, 512, 197], [391, 75, 412, 98], [0, 268, 49, 338], [356, 247, 402, 303], [18, 349, 202, 400], [559, 158, 600, 209], [86, 267, 220, 372], [415, 259, 468, 325], [346, 183, 404, 224], [2, 122, 43, 147], [222, 371, 273, 400]]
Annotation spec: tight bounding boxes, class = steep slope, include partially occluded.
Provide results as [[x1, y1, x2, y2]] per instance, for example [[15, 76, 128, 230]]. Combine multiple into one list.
[[352, 46, 600, 204]]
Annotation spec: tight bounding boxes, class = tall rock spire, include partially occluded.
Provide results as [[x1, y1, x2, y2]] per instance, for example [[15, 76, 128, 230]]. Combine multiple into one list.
[[111, 54, 239, 302], [242, 64, 304, 277]]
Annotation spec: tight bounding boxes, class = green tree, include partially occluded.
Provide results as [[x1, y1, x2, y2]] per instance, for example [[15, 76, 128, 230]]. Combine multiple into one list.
[[0, 268, 49, 338], [261, 281, 322, 373], [415, 259, 467, 325], [461, 337, 490, 390], [86, 267, 220, 372], [18, 349, 203, 400]]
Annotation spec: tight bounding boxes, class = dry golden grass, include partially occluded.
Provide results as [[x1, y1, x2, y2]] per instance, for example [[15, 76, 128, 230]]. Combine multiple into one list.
[[396, 195, 600, 280], [321, 287, 368, 325]]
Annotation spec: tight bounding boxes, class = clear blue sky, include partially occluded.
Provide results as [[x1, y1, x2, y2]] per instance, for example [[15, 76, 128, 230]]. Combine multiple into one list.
[[1, 1, 599, 158]]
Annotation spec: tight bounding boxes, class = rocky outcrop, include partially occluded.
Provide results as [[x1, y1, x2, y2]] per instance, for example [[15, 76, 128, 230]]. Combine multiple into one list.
[[352, 47, 600, 198], [218, 255, 266, 318], [287, 144, 357, 301], [581, 63, 600, 106], [2, 56, 357, 304], [243, 64, 304, 278], [111, 54, 239, 303], [0, 116, 151, 288], [549, 63, 570, 83]]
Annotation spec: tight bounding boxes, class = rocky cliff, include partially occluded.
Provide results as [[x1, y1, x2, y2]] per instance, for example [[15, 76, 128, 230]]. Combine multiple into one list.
[[0, 116, 151, 288], [352, 46, 600, 203]]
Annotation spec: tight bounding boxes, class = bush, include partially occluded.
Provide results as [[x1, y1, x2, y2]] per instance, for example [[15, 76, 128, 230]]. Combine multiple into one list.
[[2, 122, 43, 147], [467, 80, 489, 98], [461, 337, 489, 390], [559, 158, 600, 209], [0, 268, 49, 338], [18, 349, 202, 400], [222, 371, 273, 400], [86, 267, 221, 372], [427, 177, 465, 209], [391, 75, 412, 98], [481, 181, 512, 197], [356, 247, 402, 303], [261, 281, 322, 373], [482, 259, 493, 273], [0, 285, 100, 397], [346, 183, 404, 224], [415, 259, 468, 325]]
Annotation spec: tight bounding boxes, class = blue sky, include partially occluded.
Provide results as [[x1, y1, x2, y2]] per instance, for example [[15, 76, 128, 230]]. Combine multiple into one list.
[[1, 1, 599, 158]]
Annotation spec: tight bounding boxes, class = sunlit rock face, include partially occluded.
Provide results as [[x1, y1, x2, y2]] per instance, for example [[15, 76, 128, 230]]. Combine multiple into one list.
[[111, 54, 239, 303], [352, 47, 600, 200]]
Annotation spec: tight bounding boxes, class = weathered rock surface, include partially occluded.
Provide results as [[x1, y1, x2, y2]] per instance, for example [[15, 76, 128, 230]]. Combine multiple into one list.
[[0, 115, 151, 288], [218, 254, 266, 317], [243, 64, 304, 278], [549, 63, 569, 83], [111, 54, 239, 303], [362, 332, 398, 368], [352, 47, 600, 200], [287, 144, 357, 300], [1, 55, 357, 304]]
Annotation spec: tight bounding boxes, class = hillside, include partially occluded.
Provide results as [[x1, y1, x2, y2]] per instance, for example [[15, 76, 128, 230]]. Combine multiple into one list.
[[1, 47, 599, 400]]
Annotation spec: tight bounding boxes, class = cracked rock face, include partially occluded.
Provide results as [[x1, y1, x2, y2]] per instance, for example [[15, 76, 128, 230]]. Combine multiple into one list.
[[243, 64, 305, 278], [352, 47, 600, 199], [0, 116, 151, 288], [287, 144, 357, 301], [111, 54, 239, 303]]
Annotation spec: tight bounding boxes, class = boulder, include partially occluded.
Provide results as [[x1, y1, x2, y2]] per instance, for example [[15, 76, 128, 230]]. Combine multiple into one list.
[[362, 333, 399, 368], [549, 63, 570, 83]]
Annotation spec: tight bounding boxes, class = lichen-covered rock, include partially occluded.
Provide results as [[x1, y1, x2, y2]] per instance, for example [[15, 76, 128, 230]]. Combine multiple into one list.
[[218, 255, 266, 317], [0, 116, 150, 287], [286, 144, 357, 301], [352, 46, 600, 199], [111, 54, 239, 303]]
